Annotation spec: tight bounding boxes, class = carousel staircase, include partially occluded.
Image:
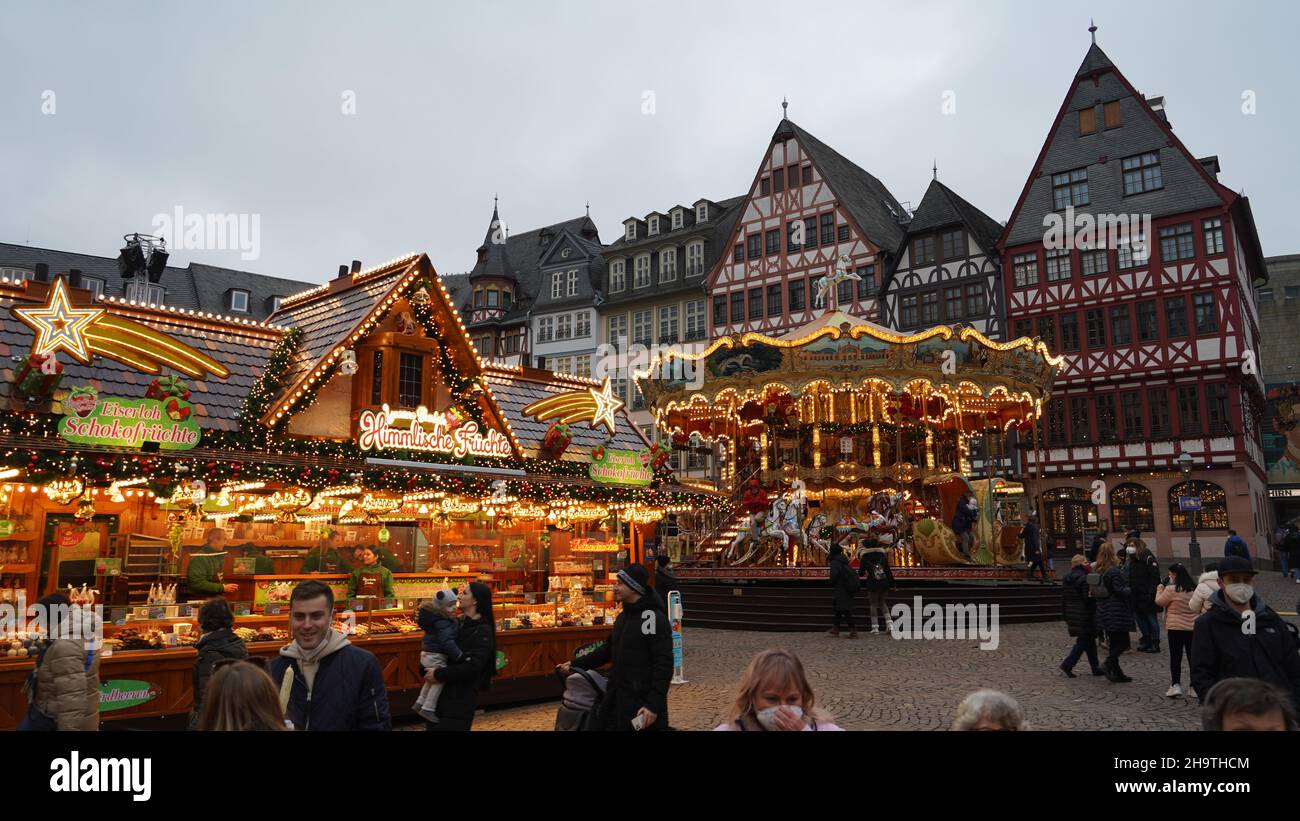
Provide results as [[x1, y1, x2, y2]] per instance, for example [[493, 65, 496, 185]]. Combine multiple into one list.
[[677, 577, 1061, 632]]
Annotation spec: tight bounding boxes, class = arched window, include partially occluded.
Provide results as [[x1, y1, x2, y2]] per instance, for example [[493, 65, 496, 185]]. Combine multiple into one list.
[[1041, 487, 1099, 553], [1169, 481, 1228, 531], [1110, 483, 1154, 532]]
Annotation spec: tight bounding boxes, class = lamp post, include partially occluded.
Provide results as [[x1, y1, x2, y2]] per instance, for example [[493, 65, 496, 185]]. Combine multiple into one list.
[[1178, 451, 1200, 574]]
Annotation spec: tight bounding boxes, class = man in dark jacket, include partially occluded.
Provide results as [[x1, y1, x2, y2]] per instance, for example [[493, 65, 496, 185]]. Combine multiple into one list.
[[267, 581, 391, 731], [1059, 555, 1102, 677], [828, 543, 860, 638], [1223, 530, 1250, 561], [654, 554, 680, 607], [1022, 514, 1048, 583], [1191, 556, 1300, 710], [563, 564, 672, 731], [857, 543, 894, 634], [1127, 538, 1161, 653], [951, 493, 976, 557], [189, 597, 247, 729]]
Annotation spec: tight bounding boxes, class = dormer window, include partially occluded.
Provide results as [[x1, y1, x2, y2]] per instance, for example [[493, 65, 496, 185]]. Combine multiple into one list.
[[610, 259, 626, 292], [625, 221, 637, 241], [83, 277, 105, 299], [671, 210, 684, 230], [696, 203, 708, 223], [648, 216, 659, 236], [0, 267, 33, 282], [126, 281, 165, 305], [551, 272, 565, 299], [229, 289, 250, 313]]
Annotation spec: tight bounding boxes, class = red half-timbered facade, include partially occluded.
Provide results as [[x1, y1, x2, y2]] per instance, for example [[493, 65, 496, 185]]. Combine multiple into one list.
[[707, 117, 908, 338], [999, 38, 1271, 561]]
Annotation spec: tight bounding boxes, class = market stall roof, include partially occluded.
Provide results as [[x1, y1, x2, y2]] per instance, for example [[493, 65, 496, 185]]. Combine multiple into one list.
[[1, 277, 284, 431], [482, 366, 653, 460]]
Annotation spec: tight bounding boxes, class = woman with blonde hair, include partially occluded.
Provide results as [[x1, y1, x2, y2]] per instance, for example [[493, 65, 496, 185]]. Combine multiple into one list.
[[1092, 542, 1136, 683], [197, 660, 289, 731], [714, 649, 842, 731]]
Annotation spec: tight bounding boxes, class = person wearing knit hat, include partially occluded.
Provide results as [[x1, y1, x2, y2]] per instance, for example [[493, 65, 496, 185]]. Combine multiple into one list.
[[557, 562, 672, 731]]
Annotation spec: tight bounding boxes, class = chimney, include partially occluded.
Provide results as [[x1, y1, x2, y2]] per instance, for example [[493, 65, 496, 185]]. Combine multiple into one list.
[[350, 260, 362, 274], [33, 263, 49, 282], [1145, 95, 1168, 124], [1198, 156, 1222, 179], [68, 268, 82, 288], [337, 264, 349, 279]]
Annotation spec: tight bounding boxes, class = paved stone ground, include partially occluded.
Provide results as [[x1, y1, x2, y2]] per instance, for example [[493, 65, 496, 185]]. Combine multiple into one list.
[[435, 572, 1300, 732]]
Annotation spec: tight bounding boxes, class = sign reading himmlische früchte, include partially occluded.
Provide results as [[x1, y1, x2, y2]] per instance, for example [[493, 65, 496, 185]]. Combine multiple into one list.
[[356, 405, 512, 459], [59, 388, 201, 451]]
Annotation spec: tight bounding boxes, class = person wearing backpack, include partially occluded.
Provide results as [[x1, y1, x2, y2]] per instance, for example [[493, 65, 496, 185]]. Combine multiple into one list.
[[828, 543, 860, 638], [857, 541, 895, 634], [1091, 542, 1136, 683], [1059, 555, 1103, 677]]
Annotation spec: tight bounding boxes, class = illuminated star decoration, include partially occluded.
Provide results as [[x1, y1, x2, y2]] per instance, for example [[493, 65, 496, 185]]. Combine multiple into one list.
[[14, 277, 103, 361], [12, 277, 230, 378], [522, 377, 625, 435]]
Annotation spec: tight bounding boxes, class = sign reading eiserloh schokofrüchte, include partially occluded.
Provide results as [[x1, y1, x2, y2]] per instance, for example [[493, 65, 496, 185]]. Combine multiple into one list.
[[588, 448, 653, 486], [59, 389, 201, 451]]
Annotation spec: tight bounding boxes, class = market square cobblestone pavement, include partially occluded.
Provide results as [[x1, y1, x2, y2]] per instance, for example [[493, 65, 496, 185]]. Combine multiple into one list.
[[451, 572, 1300, 731]]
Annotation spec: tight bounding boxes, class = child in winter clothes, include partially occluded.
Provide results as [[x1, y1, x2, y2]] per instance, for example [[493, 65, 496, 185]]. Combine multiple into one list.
[[413, 589, 463, 722], [1187, 562, 1220, 615], [1155, 563, 1198, 698]]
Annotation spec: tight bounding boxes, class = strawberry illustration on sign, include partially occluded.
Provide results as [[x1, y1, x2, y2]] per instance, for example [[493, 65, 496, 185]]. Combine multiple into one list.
[[67, 385, 99, 418], [164, 398, 193, 422], [591, 445, 606, 463], [146, 375, 191, 401]]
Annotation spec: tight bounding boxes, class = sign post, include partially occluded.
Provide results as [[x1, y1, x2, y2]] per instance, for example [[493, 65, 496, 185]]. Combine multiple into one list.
[[1178, 495, 1202, 574], [668, 590, 686, 685]]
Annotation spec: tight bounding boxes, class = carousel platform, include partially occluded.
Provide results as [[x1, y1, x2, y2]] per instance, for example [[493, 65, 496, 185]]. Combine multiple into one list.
[[675, 570, 1060, 632]]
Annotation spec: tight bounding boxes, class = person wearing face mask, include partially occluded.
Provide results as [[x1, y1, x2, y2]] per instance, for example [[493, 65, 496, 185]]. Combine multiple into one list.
[[1190, 555, 1300, 711], [1125, 536, 1161, 654], [714, 649, 842, 731], [1154, 563, 1198, 698], [1092, 543, 1136, 683]]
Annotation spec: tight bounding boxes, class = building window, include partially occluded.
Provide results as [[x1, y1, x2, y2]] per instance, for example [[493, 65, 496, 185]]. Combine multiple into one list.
[[1070, 396, 1092, 444], [633, 310, 651, 346], [611, 374, 628, 404], [1012, 252, 1040, 288], [1047, 398, 1066, 445], [1110, 305, 1131, 345], [913, 235, 936, 266], [659, 249, 676, 282], [789, 280, 806, 312], [1120, 392, 1143, 440], [610, 259, 626, 292], [1203, 218, 1224, 255], [1193, 292, 1217, 335], [1079, 107, 1096, 135], [229, 290, 250, 312], [713, 296, 727, 327], [1097, 393, 1118, 442], [686, 242, 705, 277], [1037, 315, 1057, 351], [0, 267, 33, 282], [126, 281, 165, 305], [1177, 385, 1201, 436], [733, 244, 744, 263], [576, 312, 591, 338], [765, 229, 780, 256], [1207, 383, 1230, 434], [1122, 152, 1163, 195], [672, 210, 683, 230], [1137, 301, 1158, 341], [634, 255, 651, 288], [1116, 233, 1149, 269], [772, 168, 785, 193], [556, 314, 573, 340], [801, 165, 813, 185], [552, 356, 572, 375], [1169, 481, 1228, 530], [1084, 309, 1106, 349], [371, 350, 384, 405], [1013, 319, 1031, 340], [1149, 388, 1171, 437], [607, 314, 627, 345], [767, 283, 783, 317], [486, 288, 499, 308], [1288, 286, 1300, 301], [1060, 312, 1079, 352], [838, 280, 854, 308], [920, 292, 939, 325], [1045, 248, 1072, 281], [1159, 223, 1195, 262], [760, 177, 770, 196], [901, 295, 919, 327], [632, 382, 646, 411], [538, 316, 554, 342], [941, 229, 965, 260], [730, 292, 743, 326], [696, 203, 708, 223], [964, 283, 986, 317], [551, 272, 564, 299], [746, 234, 761, 260], [567, 270, 579, 296], [1052, 168, 1089, 209], [82, 277, 105, 299], [500, 334, 521, 355], [944, 286, 963, 321], [1081, 249, 1109, 276], [837, 224, 850, 243], [1103, 101, 1122, 129], [648, 216, 659, 236], [803, 217, 818, 249], [857, 266, 877, 298], [1111, 484, 1154, 533], [1257, 287, 1273, 303], [820, 213, 835, 246], [748, 288, 763, 320], [575, 355, 592, 379], [398, 352, 424, 408], [686, 300, 706, 340], [478, 337, 493, 357], [786, 222, 801, 253], [502, 290, 512, 310], [658, 305, 678, 343], [1165, 296, 1189, 338], [625, 222, 637, 241]]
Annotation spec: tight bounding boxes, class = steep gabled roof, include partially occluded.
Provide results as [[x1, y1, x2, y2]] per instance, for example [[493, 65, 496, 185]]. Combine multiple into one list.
[[469, 203, 513, 282]]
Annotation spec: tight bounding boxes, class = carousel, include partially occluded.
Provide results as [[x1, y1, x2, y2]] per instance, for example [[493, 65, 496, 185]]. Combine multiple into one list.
[[636, 309, 1062, 575]]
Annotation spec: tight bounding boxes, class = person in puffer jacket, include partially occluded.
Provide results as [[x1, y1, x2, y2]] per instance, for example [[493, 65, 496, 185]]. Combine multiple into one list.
[[1187, 563, 1220, 615], [19, 593, 100, 731], [1092, 543, 1136, 683], [1155, 563, 1198, 698]]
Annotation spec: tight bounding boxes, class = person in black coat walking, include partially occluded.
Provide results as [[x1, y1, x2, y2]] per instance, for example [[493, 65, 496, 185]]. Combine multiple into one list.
[[188, 597, 248, 730], [1093, 543, 1136, 683], [857, 542, 894, 634], [1022, 514, 1048, 583], [827, 544, 860, 638], [562, 564, 672, 731], [427, 582, 496, 731], [1190, 556, 1300, 711], [1058, 555, 1103, 677], [1126, 537, 1161, 653]]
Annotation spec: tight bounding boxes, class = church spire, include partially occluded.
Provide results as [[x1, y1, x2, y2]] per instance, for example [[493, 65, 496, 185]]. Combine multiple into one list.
[[471, 198, 512, 281], [1089, 18, 1098, 44]]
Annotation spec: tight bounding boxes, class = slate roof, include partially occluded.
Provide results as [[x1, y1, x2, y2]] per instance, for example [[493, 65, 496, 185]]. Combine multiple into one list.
[[0, 242, 314, 320], [905, 180, 1004, 254], [483, 368, 651, 461], [775, 119, 908, 253], [0, 283, 281, 431]]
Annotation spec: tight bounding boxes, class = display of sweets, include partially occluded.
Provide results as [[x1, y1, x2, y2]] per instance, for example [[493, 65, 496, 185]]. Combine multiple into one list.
[[0, 631, 43, 659], [0, 545, 28, 563], [147, 583, 178, 605]]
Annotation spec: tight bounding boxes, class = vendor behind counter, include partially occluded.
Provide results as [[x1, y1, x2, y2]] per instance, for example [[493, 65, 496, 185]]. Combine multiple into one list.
[[303, 530, 353, 574], [188, 528, 239, 597], [348, 545, 396, 599]]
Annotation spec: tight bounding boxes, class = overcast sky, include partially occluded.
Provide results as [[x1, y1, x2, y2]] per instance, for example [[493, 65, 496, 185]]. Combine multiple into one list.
[[2, 0, 1296, 285]]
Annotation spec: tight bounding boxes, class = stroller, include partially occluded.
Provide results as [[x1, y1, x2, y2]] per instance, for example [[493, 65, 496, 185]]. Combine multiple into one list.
[[554, 668, 607, 731]]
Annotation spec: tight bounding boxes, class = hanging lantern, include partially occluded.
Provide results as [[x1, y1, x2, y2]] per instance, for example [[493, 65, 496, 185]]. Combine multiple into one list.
[[74, 494, 96, 523], [43, 477, 85, 505]]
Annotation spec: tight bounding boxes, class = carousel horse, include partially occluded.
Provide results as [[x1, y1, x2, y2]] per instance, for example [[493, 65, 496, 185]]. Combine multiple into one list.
[[759, 495, 806, 565], [812, 255, 862, 310], [727, 510, 768, 566], [804, 512, 833, 559]]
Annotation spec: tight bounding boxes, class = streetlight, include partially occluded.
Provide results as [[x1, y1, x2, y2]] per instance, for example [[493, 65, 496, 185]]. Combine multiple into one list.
[[1177, 451, 1200, 574]]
